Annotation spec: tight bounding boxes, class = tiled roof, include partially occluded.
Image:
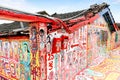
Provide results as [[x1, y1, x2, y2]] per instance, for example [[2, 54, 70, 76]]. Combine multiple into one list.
[[51, 10, 85, 20], [0, 21, 29, 36], [51, 2, 109, 21]]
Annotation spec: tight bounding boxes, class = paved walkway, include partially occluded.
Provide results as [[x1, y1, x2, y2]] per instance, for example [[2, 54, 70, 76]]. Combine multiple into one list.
[[75, 47, 120, 80]]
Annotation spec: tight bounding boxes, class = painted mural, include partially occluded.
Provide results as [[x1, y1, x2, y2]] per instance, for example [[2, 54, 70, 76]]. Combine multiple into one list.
[[87, 16, 110, 66], [30, 23, 38, 80], [0, 18, 117, 80], [45, 25, 88, 80], [20, 41, 31, 80], [0, 7, 119, 80], [30, 22, 48, 80], [0, 37, 30, 80], [38, 23, 47, 80]]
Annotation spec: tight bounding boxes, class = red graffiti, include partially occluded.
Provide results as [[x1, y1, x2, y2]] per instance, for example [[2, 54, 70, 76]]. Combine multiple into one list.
[[48, 54, 54, 60], [48, 54, 54, 70], [49, 61, 53, 70], [31, 66, 38, 80]]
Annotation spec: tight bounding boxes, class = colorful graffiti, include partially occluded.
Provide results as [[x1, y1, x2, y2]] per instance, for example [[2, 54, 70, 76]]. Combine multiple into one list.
[[0, 17, 117, 80], [30, 23, 48, 80], [46, 25, 88, 80], [20, 42, 31, 80], [30, 24, 38, 80], [0, 38, 30, 80], [87, 17, 110, 66], [38, 23, 47, 80]]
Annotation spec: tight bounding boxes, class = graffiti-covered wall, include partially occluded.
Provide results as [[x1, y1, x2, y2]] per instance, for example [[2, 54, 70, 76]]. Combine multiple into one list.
[[30, 22, 47, 80], [29, 22, 88, 80], [87, 16, 111, 66], [0, 36, 30, 80], [111, 31, 120, 48], [0, 15, 117, 80], [46, 25, 88, 80]]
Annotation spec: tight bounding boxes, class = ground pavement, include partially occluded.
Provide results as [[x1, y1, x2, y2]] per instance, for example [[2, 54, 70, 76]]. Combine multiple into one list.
[[75, 47, 120, 80]]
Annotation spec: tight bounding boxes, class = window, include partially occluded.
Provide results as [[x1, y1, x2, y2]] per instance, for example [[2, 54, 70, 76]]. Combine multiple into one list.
[[103, 12, 115, 33]]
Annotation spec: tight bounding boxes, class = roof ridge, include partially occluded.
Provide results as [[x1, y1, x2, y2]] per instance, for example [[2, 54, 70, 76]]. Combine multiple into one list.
[[52, 3, 109, 20]]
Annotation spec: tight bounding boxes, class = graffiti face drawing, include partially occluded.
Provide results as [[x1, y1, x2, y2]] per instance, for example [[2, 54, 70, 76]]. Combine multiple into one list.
[[39, 29, 45, 50], [11, 41, 19, 61], [31, 27, 37, 41], [30, 27, 37, 55], [3, 42, 10, 58], [46, 35, 51, 53], [22, 42, 30, 80], [39, 29, 45, 41], [22, 43, 30, 62], [10, 63, 16, 77], [4, 60, 10, 76]]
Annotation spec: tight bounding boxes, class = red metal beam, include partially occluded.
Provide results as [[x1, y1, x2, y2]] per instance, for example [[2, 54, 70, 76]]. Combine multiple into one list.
[[54, 18, 71, 33], [0, 9, 55, 23], [53, 14, 99, 34], [69, 14, 99, 33]]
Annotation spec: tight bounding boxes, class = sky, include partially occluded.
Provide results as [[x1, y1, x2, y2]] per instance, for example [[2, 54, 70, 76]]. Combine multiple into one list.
[[0, 0, 120, 24]]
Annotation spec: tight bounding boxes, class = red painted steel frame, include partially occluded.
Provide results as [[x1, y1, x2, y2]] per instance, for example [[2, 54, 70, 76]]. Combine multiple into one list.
[[69, 14, 99, 33], [0, 9, 56, 23]]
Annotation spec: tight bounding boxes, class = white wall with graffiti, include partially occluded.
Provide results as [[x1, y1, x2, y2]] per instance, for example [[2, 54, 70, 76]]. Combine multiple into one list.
[[0, 15, 117, 80], [46, 25, 88, 80], [87, 16, 111, 67]]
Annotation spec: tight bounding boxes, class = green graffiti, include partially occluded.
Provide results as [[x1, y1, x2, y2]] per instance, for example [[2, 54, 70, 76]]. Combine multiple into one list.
[[20, 41, 31, 80]]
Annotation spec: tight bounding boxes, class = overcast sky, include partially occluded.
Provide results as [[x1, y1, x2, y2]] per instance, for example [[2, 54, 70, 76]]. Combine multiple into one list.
[[0, 0, 120, 24]]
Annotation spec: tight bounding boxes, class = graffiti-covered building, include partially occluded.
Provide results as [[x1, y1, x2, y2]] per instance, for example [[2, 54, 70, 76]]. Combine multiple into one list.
[[50, 3, 119, 80], [0, 2, 119, 80]]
